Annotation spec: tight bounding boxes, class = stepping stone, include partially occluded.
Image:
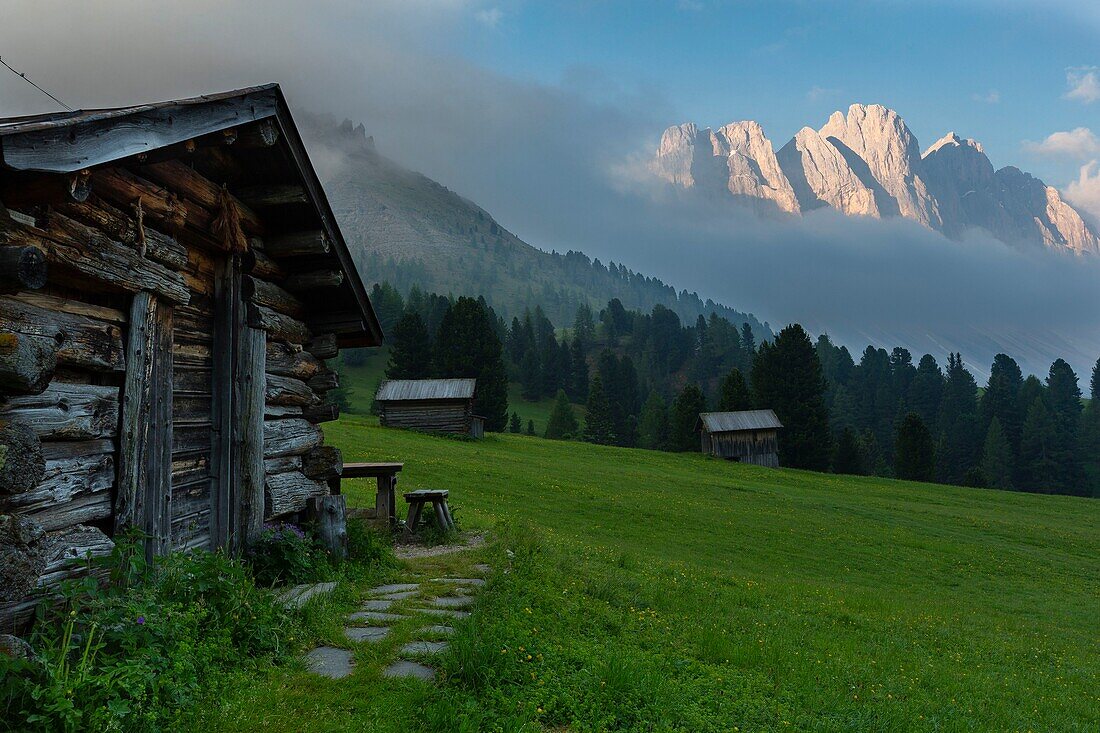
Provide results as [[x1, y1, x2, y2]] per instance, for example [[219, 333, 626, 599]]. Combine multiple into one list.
[[361, 599, 394, 611], [348, 610, 404, 623], [420, 625, 455, 636], [368, 583, 419, 595], [276, 582, 337, 609], [382, 660, 435, 681], [434, 577, 486, 587], [345, 626, 390, 643], [376, 589, 419, 600], [473, 564, 491, 574], [431, 596, 473, 609], [412, 608, 470, 619], [304, 646, 354, 679], [400, 641, 449, 657]]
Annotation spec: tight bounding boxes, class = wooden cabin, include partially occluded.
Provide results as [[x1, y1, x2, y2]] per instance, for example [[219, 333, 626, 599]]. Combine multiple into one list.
[[0, 85, 383, 630], [696, 410, 783, 467], [375, 379, 482, 437]]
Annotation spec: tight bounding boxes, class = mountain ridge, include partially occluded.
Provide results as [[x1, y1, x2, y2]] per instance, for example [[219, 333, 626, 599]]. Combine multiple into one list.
[[652, 103, 1100, 255]]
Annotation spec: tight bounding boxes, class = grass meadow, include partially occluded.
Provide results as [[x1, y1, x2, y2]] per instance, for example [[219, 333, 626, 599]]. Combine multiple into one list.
[[195, 416, 1099, 732]]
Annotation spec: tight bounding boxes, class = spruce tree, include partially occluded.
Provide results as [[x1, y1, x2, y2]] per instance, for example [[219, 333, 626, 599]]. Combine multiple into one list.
[[908, 354, 944, 431], [670, 384, 707, 452], [1084, 358, 1100, 497], [1045, 359, 1085, 494], [1019, 397, 1058, 492], [980, 354, 1024, 450], [751, 324, 832, 470], [718, 368, 752, 411], [434, 297, 509, 431], [981, 417, 1014, 490], [638, 392, 671, 451], [526, 419, 536, 436], [509, 412, 522, 434], [895, 413, 935, 482], [936, 353, 981, 485], [569, 336, 589, 401], [832, 427, 864, 475], [740, 323, 755, 355], [583, 374, 615, 445], [544, 390, 579, 440], [386, 311, 433, 380]]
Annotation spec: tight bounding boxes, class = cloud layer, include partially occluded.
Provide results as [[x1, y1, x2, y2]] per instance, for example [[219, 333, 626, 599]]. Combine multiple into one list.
[[1065, 66, 1100, 104]]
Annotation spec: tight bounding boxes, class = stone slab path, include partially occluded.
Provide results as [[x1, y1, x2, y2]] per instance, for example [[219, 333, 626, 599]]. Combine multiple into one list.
[[303, 566, 490, 683]]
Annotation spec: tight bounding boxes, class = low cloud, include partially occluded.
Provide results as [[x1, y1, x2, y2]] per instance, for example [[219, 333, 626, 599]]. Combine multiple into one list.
[[475, 7, 503, 27], [1023, 127, 1100, 159], [807, 86, 841, 102], [971, 90, 1000, 104], [1065, 161, 1100, 228], [1065, 66, 1100, 104]]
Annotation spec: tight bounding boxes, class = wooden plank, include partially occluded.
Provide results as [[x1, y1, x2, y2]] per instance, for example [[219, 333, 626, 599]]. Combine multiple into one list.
[[209, 255, 237, 549], [234, 325, 266, 551], [342, 462, 404, 478], [148, 296, 174, 557], [0, 296, 125, 372], [0, 382, 119, 440]]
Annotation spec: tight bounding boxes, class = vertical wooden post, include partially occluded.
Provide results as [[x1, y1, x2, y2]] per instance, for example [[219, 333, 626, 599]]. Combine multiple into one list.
[[307, 495, 347, 560], [210, 256, 239, 549], [115, 291, 173, 561], [233, 325, 266, 552]]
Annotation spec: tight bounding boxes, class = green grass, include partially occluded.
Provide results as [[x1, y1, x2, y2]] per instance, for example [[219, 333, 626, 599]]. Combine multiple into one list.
[[198, 419, 1100, 731]]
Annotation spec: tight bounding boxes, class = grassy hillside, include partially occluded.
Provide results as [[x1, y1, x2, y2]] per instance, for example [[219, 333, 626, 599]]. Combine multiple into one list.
[[317, 418, 1094, 731]]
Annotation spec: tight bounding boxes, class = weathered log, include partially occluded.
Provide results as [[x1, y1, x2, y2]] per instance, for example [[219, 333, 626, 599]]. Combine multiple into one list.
[[264, 455, 302, 475], [91, 167, 196, 231], [307, 370, 339, 393], [0, 296, 125, 372], [41, 439, 113, 462], [138, 160, 262, 232], [306, 313, 367, 337], [0, 172, 91, 209], [0, 246, 48, 294], [241, 246, 286, 281], [263, 418, 324, 458], [236, 185, 308, 208], [306, 495, 347, 560], [0, 514, 46, 601], [0, 421, 45, 496], [303, 402, 339, 424], [0, 382, 119, 441], [266, 342, 322, 380], [264, 230, 329, 258], [306, 333, 338, 360], [247, 303, 311, 343], [303, 445, 342, 481], [60, 196, 189, 270], [264, 470, 328, 518], [265, 404, 303, 420], [265, 374, 319, 406], [283, 270, 344, 292], [243, 275, 305, 318], [236, 119, 280, 148], [0, 331, 57, 395], [235, 325, 266, 549], [1, 452, 114, 531]]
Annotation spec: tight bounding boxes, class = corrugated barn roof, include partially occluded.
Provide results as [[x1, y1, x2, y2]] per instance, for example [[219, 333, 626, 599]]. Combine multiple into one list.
[[698, 410, 783, 433], [375, 378, 477, 402]]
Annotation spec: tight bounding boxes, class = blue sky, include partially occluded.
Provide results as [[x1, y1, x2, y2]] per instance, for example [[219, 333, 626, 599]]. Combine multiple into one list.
[[447, 0, 1098, 184]]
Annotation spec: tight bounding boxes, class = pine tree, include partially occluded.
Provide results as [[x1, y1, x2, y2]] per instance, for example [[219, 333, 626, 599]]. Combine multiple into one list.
[[895, 413, 935, 482], [573, 304, 596, 350], [981, 417, 1014, 490], [717, 368, 752, 411], [434, 297, 509, 431], [637, 392, 671, 451], [740, 323, 755, 355], [1045, 359, 1085, 494], [1084, 357, 1100, 497], [670, 384, 707, 452], [936, 353, 981, 485], [509, 412, 522, 434], [569, 336, 589, 401], [832, 427, 863, 475], [751, 324, 832, 470], [908, 354, 944, 431], [386, 311, 433, 379], [544, 390, 579, 440], [980, 354, 1024, 450], [1019, 397, 1058, 492], [526, 419, 536, 436], [583, 374, 615, 445]]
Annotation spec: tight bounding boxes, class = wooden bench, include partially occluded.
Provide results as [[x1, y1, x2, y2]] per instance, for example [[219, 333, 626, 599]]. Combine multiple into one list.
[[403, 490, 455, 533], [338, 462, 404, 524]]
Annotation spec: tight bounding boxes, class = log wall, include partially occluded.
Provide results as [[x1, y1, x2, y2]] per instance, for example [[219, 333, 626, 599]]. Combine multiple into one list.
[[702, 429, 780, 468], [378, 400, 474, 435]]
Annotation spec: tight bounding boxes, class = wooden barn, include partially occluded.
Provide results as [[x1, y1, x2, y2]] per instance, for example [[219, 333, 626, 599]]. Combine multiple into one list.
[[696, 410, 783, 467], [375, 378, 482, 438], [0, 85, 383, 630]]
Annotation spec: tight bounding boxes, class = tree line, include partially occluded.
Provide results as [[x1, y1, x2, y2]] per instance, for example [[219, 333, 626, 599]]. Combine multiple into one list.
[[366, 282, 1100, 498]]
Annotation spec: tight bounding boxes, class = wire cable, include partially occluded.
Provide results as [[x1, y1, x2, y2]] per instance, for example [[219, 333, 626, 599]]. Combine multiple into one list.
[[0, 55, 73, 111]]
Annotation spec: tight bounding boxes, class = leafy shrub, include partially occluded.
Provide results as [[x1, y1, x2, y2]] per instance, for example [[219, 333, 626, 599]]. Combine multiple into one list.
[[346, 517, 394, 566], [247, 522, 328, 587], [0, 536, 292, 733]]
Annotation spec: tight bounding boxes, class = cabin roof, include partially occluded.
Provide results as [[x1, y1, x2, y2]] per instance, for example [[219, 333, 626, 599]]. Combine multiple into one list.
[[375, 378, 477, 402], [697, 409, 783, 433], [0, 84, 382, 347]]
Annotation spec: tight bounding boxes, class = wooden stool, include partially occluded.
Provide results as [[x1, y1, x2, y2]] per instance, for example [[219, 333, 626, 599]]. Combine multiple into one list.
[[403, 490, 455, 532]]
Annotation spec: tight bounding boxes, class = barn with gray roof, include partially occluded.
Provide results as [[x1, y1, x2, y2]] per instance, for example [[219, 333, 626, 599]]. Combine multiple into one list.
[[696, 410, 783, 467], [375, 378, 482, 437]]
